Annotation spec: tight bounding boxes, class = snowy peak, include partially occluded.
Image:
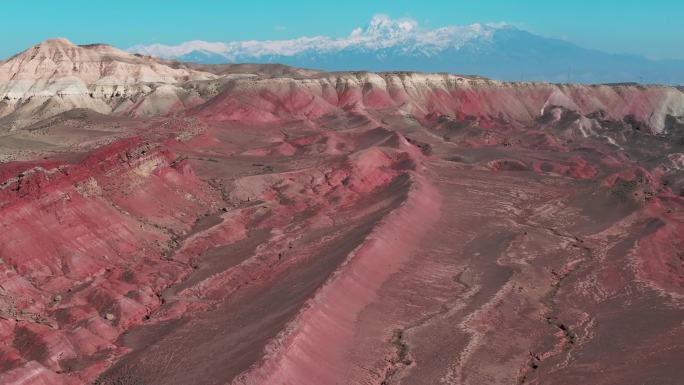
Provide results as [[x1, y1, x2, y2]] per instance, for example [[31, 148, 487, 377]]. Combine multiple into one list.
[[127, 16, 684, 84], [362, 14, 418, 37], [345, 15, 498, 52], [129, 15, 501, 61]]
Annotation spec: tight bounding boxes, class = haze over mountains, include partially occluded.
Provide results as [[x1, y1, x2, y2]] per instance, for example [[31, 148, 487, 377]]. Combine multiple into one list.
[[130, 15, 684, 85]]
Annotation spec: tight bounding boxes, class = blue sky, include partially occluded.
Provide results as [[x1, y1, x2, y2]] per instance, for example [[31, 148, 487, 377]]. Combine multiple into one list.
[[1, 0, 682, 60]]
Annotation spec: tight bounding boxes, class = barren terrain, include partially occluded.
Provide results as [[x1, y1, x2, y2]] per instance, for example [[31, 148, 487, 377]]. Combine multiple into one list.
[[0, 39, 683, 385]]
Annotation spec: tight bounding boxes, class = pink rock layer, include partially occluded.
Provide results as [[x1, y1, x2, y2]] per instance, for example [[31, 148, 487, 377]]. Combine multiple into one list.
[[0, 75, 683, 385]]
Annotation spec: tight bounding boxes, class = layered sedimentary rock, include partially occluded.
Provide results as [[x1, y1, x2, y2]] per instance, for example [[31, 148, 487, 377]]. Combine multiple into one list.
[[2, 40, 684, 134], [0, 40, 683, 385], [0, 38, 217, 129], [194, 72, 684, 133]]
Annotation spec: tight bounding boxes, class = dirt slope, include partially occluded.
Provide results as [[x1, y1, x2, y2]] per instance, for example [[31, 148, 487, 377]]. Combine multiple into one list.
[[0, 42, 683, 385]]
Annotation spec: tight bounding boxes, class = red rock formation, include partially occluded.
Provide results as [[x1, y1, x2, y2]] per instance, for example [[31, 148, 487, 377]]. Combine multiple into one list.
[[194, 73, 684, 133], [0, 138, 220, 384], [0, 56, 683, 385]]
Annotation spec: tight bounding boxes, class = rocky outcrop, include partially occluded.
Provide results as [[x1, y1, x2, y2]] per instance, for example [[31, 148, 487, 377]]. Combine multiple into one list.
[[0, 38, 213, 97], [0, 137, 224, 384], [2, 42, 684, 134], [1, 39, 684, 385], [195, 72, 684, 133], [0, 39, 216, 129]]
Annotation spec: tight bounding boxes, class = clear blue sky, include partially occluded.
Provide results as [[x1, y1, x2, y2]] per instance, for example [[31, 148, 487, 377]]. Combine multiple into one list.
[[2, 0, 682, 60]]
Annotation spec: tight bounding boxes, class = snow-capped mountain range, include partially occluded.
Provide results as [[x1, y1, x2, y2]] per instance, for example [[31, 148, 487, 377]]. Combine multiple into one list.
[[130, 15, 684, 85]]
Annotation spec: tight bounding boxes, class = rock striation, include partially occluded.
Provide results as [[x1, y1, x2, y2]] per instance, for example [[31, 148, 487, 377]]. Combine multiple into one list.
[[0, 39, 683, 385], [0, 38, 216, 129]]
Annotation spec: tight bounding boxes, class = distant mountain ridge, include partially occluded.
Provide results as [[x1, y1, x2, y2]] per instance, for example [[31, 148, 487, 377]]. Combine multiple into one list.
[[1, 35, 683, 135], [129, 15, 684, 85]]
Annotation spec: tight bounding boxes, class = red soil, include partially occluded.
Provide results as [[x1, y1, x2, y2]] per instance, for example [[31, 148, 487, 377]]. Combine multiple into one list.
[[1, 75, 683, 385]]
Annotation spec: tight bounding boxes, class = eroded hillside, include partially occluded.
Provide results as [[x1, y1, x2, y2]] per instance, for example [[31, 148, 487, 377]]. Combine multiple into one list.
[[0, 42, 683, 385]]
